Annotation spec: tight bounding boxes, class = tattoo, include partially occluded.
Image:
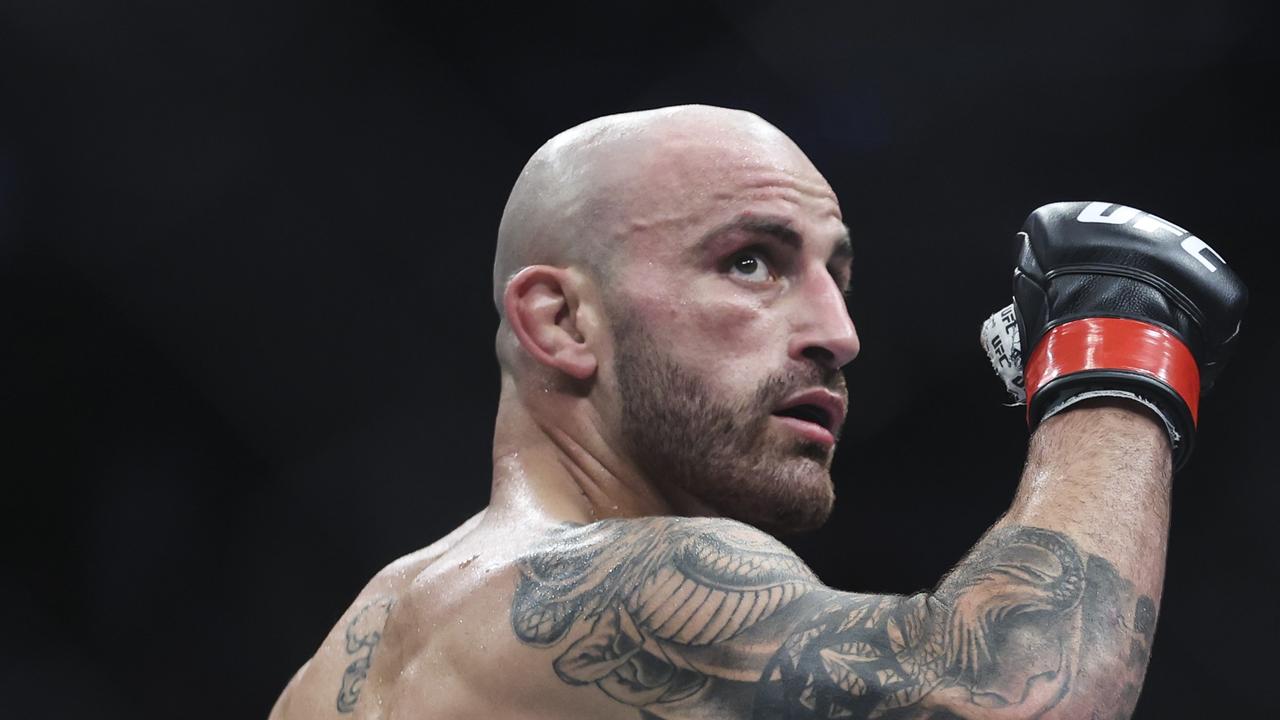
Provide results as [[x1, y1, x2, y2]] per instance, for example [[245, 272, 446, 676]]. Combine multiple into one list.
[[336, 596, 394, 713], [512, 518, 818, 705], [512, 520, 1156, 719], [1083, 563, 1156, 720], [757, 526, 1093, 718]]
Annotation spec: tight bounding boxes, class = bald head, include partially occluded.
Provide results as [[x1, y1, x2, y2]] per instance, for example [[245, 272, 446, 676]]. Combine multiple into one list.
[[492, 105, 810, 312], [490, 106, 853, 530]]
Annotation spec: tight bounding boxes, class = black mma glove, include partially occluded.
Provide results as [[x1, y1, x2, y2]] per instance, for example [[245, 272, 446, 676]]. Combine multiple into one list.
[[981, 201, 1247, 470]]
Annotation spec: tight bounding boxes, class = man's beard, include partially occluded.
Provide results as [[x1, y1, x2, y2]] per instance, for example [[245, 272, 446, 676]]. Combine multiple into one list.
[[612, 319, 845, 534]]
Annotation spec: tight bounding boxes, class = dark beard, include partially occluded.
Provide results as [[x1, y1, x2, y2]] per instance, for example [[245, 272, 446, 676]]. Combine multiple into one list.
[[612, 318, 845, 534]]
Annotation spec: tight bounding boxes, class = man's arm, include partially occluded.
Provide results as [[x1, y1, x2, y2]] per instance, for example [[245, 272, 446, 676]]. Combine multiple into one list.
[[510, 401, 1166, 719], [989, 401, 1169, 718]]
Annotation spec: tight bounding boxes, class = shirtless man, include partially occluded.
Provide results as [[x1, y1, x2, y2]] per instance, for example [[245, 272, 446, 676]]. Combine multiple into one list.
[[269, 105, 1246, 719]]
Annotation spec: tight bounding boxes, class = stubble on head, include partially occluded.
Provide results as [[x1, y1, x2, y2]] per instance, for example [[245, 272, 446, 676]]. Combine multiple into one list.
[[609, 308, 844, 535]]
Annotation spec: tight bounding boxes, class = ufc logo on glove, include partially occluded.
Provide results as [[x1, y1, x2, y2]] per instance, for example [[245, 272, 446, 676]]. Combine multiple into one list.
[[1075, 201, 1227, 273]]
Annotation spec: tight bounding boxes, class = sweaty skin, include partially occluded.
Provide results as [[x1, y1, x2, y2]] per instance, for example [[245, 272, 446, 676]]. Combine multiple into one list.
[[270, 106, 1169, 720]]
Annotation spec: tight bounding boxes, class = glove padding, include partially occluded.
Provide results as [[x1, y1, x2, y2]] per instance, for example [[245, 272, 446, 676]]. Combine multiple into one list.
[[988, 201, 1247, 470]]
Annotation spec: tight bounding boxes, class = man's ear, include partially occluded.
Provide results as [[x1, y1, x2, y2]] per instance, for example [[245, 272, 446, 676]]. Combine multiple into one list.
[[503, 265, 598, 380]]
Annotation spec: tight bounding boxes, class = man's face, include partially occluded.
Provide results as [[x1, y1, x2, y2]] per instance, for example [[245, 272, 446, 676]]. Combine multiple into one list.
[[597, 128, 859, 533]]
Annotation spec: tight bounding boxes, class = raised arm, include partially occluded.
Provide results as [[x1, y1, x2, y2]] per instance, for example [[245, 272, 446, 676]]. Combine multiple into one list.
[[511, 403, 1164, 720], [760, 401, 1171, 720], [967, 400, 1168, 718]]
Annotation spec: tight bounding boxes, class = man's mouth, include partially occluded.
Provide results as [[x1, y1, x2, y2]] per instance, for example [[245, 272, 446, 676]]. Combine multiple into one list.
[[771, 389, 846, 446], [774, 403, 833, 428]]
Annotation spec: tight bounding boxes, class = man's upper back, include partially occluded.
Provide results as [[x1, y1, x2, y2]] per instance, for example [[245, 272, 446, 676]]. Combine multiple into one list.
[[269, 510, 837, 720], [269, 510, 664, 720]]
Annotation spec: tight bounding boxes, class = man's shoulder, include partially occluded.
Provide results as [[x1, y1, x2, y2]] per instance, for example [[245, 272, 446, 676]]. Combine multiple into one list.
[[522, 515, 812, 570], [383, 508, 492, 579], [513, 515, 823, 647], [269, 510, 496, 719], [272, 513, 828, 720]]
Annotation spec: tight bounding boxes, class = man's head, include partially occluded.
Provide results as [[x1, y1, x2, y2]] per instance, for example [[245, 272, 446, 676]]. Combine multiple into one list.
[[494, 105, 859, 533]]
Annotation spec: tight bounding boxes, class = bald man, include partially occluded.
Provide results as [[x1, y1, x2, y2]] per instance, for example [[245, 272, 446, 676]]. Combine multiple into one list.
[[268, 105, 1239, 719]]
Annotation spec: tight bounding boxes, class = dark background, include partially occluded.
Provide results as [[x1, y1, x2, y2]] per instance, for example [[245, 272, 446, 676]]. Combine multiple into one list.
[[2, 1, 1276, 718]]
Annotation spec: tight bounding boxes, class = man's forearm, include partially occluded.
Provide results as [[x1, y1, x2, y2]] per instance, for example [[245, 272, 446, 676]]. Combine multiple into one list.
[[947, 400, 1171, 718], [1004, 400, 1172, 594]]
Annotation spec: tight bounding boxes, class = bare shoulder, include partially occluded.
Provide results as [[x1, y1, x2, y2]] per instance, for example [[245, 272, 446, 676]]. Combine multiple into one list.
[[268, 510, 488, 720], [272, 514, 830, 720], [508, 516, 833, 713], [513, 515, 824, 647]]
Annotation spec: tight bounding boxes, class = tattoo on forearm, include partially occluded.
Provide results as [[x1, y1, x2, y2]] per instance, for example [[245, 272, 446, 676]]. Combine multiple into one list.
[[1082, 561, 1157, 720], [511, 520, 1157, 719], [336, 595, 394, 713]]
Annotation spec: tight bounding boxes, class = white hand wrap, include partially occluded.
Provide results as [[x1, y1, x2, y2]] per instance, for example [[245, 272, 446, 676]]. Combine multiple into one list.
[[980, 303, 1181, 443], [980, 303, 1026, 404]]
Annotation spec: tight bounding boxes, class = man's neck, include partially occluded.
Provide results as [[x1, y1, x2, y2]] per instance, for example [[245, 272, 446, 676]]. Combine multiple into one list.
[[487, 377, 717, 525]]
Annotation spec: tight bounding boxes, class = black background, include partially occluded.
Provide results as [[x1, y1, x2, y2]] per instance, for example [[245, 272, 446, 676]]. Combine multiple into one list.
[[2, 1, 1277, 718]]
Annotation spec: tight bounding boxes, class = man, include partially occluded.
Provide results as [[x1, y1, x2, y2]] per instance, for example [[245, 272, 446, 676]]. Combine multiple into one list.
[[269, 105, 1245, 719]]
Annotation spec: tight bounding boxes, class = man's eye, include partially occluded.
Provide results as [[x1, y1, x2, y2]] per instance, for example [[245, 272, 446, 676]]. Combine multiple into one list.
[[727, 250, 773, 283]]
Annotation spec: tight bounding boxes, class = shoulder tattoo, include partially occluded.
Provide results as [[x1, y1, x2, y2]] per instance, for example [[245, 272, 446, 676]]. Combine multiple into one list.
[[336, 595, 394, 713]]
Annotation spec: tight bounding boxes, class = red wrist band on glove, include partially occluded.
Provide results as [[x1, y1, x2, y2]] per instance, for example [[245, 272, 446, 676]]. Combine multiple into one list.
[[1025, 317, 1201, 424]]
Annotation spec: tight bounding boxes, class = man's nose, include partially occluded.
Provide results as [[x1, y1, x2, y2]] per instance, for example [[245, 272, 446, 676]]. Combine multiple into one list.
[[788, 274, 860, 370]]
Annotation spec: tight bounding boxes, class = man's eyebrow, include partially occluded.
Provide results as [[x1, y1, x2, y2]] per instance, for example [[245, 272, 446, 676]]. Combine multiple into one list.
[[698, 216, 854, 263], [698, 216, 802, 251]]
